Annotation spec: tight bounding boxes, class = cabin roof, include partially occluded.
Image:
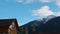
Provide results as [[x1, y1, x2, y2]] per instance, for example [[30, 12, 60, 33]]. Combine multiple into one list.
[[0, 18, 17, 26]]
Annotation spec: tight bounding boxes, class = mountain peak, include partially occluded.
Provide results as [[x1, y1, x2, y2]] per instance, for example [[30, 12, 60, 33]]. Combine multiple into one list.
[[36, 15, 56, 24]]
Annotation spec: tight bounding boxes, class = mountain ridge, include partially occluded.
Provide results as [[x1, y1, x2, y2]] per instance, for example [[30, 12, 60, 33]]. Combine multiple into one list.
[[19, 15, 60, 34]]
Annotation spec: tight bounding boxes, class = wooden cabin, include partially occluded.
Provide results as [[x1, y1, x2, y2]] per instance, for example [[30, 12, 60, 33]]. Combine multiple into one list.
[[0, 19, 18, 34]]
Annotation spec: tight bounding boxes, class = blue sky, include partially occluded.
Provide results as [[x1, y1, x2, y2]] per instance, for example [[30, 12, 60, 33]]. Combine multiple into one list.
[[0, 0, 60, 26]]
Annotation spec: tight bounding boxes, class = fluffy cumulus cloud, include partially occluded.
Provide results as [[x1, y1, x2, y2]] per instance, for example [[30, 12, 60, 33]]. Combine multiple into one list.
[[32, 5, 60, 17], [32, 6, 53, 17]]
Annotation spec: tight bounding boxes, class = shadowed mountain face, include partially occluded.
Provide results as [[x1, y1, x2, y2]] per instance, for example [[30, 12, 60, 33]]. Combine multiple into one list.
[[43, 16, 60, 31], [19, 15, 60, 34], [38, 16, 60, 34], [19, 20, 44, 34]]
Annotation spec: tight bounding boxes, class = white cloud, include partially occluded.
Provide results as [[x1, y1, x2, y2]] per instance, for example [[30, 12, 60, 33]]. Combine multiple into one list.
[[32, 6, 54, 17], [16, 0, 36, 4], [5, 0, 60, 7], [39, 0, 52, 2], [17, 0, 60, 7], [55, 0, 60, 7], [39, 0, 60, 7], [54, 11, 60, 16], [32, 5, 60, 17], [16, 0, 52, 3]]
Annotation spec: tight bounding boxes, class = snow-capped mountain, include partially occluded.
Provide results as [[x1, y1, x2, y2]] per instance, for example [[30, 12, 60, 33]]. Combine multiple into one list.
[[19, 15, 57, 29], [36, 15, 56, 24], [18, 15, 60, 34], [43, 15, 56, 24], [45, 15, 56, 21]]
